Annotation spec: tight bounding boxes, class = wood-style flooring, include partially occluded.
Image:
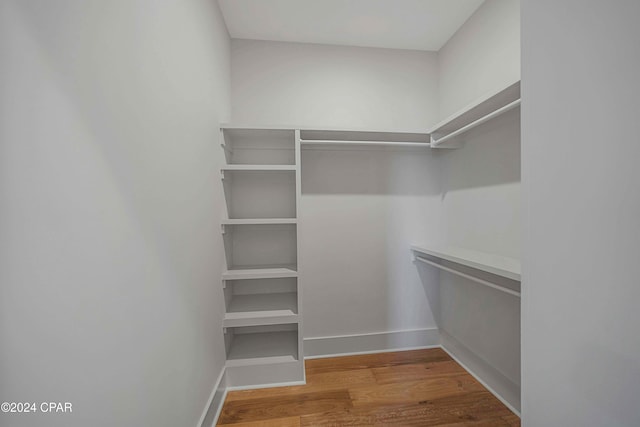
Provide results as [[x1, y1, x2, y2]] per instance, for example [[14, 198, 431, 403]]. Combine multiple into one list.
[[217, 348, 519, 426]]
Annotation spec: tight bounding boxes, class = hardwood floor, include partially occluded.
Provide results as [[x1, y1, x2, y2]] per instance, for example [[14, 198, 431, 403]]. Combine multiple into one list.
[[217, 348, 519, 427]]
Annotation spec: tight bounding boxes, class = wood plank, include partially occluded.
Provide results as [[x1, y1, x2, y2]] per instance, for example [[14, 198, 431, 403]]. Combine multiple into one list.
[[305, 348, 450, 374], [218, 416, 300, 427], [225, 369, 375, 402], [300, 391, 514, 426], [349, 375, 486, 406], [218, 390, 352, 425], [372, 360, 467, 384]]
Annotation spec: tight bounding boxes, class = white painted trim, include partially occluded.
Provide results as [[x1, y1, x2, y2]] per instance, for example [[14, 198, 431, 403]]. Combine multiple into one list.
[[304, 345, 441, 360], [227, 380, 306, 391], [198, 367, 227, 427], [440, 340, 521, 417], [303, 327, 440, 358]]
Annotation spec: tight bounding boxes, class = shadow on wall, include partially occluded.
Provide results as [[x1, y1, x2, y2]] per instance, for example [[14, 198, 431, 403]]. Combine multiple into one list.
[[301, 149, 441, 196], [440, 108, 521, 196], [416, 260, 442, 327]]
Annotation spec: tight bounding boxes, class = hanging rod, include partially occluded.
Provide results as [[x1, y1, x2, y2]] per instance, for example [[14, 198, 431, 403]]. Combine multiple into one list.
[[430, 99, 521, 148], [300, 140, 430, 148], [414, 255, 521, 298]]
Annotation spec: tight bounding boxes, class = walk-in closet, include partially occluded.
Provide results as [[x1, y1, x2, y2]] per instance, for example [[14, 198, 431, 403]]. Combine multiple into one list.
[[4, 1, 640, 426]]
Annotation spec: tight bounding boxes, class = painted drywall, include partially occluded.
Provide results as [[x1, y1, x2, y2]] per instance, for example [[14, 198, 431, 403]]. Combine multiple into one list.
[[0, 1, 229, 426], [431, 0, 522, 411], [301, 149, 443, 340], [230, 40, 443, 347], [522, 0, 640, 425], [437, 0, 520, 120], [231, 39, 438, 131]]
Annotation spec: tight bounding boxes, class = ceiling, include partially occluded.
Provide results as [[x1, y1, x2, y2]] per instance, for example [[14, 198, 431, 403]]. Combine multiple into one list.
[[217, 0, 485, 52]]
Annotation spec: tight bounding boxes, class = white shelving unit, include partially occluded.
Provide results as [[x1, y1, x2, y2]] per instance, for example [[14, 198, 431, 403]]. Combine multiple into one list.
[[428, 80, 521, 149], [220, 126, 304, 388]]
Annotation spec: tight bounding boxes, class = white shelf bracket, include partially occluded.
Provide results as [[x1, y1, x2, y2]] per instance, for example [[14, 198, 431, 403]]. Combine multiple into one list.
[[223, 327, 227, 334], [220, 170, 226, 181], [222, 279, 226, 289], [221, 224, 226, 235], [221, 143, 233, 153]]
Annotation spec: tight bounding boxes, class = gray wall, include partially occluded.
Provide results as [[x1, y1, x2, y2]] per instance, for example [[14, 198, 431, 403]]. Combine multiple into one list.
[[0, 1, 230, 426], [522, 0, 640, 425], [437, 0, 520, 120]]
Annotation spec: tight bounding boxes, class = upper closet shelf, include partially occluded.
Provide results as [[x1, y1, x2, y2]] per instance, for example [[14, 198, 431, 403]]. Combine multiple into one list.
[[300, 129, 430, 150], [428, 80, 521, 149], [411, 244, 521, 282]]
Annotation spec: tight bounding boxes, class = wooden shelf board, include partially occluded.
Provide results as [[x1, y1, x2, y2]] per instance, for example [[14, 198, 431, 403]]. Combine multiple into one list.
[[226, 330, 298, 367], [223, 265, 298, 280], [411, 245, 521, 281]]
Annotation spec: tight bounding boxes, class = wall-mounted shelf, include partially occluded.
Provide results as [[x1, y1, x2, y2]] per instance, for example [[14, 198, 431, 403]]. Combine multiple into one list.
[[300, 140, 430, 149], [428, 80, 521, 149], [222, 265, 298, 281], [411, 245, 520, 281], [299, 129, 430, 150], [221, 218, 297, 225], [221, 165, 296, 172]]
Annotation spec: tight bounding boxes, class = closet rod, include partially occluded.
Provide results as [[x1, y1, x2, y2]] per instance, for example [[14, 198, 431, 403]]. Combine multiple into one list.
[[300, 140, 430, 148], [430, 99, 521, 147], [415, 256, 521, 298]]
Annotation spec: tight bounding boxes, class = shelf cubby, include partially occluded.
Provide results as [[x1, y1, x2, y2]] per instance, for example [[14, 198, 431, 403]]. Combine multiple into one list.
[[224, 324, 299, 367], [223, 224, 297, 271], [222, 169, 296, 219], [224, 277, 298, 327], [221, 128, 296, 165]]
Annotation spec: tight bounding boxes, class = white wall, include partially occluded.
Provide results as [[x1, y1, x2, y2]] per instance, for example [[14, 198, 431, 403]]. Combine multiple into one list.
[[430, 0, 522, 411], [230, 40, 443, 351], [231, 39, 438, 131], [437, 0, 520, 119], [522, 0, 640, 425], [0, 1, 229, 426]]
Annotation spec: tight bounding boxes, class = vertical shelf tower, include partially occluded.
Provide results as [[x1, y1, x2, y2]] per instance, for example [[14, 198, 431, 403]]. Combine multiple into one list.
[[220, 126, 305, 388]]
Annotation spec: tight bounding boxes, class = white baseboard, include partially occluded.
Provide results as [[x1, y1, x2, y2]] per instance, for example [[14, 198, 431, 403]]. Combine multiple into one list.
[[227, 380, 306, 391], [198, 367, 228, 427], [303, 327, 440, 359], [440, 332, 521, 416]]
